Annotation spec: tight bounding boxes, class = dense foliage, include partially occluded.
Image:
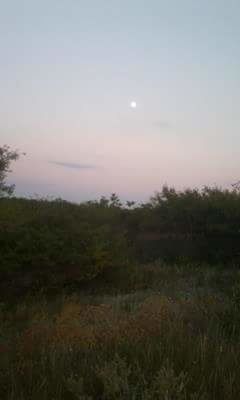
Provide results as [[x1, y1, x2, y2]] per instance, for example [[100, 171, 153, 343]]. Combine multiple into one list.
[[1, 185, 240, 295], [133, 185, 240, 263], [0, 197, 129, 295]]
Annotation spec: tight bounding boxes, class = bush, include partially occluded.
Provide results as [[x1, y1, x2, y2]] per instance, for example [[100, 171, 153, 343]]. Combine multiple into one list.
[[0, 198, 130, 294]]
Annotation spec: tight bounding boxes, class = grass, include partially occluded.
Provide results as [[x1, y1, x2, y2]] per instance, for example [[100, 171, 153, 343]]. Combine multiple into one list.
[[1, 262, 240, 399]]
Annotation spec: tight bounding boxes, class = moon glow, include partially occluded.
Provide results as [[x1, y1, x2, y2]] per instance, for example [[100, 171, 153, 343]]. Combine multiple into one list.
[[130, 101, 137, 109]]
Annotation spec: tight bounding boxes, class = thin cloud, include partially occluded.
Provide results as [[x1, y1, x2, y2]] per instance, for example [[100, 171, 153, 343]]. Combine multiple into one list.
[[49, 161, 97, 170], [154, 121, 172, 129]]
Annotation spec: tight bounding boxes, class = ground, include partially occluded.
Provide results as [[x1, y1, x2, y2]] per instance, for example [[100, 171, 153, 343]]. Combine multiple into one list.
[[1, 262, 240, 399]]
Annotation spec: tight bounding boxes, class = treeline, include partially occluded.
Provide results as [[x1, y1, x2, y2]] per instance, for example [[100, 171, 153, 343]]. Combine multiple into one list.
[[0, 185, 240, 295], [132, 185, 240, 263]]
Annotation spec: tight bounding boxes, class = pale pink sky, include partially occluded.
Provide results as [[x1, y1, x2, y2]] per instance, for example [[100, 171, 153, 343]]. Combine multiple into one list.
[[1, 1, 240, 202]]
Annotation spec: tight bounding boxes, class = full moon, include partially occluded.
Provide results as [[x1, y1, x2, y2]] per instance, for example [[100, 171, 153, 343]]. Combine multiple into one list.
[[130, 101, 137, 109]]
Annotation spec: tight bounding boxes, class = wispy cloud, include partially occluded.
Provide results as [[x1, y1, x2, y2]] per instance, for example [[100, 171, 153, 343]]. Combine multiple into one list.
[[153, 121, 172, 129], [49, 161, 97, 170]]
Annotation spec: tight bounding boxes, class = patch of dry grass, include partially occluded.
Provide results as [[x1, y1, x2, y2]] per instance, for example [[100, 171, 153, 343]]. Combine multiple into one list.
[[1, 263, 240, 399]]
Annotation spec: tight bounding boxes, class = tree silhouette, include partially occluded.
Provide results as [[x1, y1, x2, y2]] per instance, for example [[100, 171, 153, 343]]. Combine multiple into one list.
[[0, 145, 19, 197]]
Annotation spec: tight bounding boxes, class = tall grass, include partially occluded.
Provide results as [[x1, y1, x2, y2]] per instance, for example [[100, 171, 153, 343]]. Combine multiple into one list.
[[1, 263, 240, 399]]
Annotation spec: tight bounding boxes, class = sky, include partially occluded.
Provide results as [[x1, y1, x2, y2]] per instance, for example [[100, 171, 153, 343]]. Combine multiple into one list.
[[1, 0, 240, 202]]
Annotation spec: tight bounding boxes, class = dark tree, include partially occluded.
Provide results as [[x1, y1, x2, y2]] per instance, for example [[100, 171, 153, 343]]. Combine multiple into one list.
[[0, 145, 19, 197]]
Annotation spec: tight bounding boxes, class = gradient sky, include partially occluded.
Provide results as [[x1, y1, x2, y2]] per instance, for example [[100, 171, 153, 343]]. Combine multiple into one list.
[[1, 0, 240, 202]]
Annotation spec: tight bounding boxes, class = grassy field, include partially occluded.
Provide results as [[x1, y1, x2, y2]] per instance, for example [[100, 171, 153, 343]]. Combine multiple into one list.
[[1, 262, 240, 400]]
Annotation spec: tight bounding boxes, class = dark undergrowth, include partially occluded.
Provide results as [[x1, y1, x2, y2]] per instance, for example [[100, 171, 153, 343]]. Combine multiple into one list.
[[1, 190, 240, 398], [1, 263, 240, 399]]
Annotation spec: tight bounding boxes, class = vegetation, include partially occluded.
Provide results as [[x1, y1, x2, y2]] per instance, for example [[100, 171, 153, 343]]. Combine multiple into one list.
[[1, 185, 240, 297], [1, 264, 240, 399], [1, 145, 240, 399], [0, 145, 19, 197]]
